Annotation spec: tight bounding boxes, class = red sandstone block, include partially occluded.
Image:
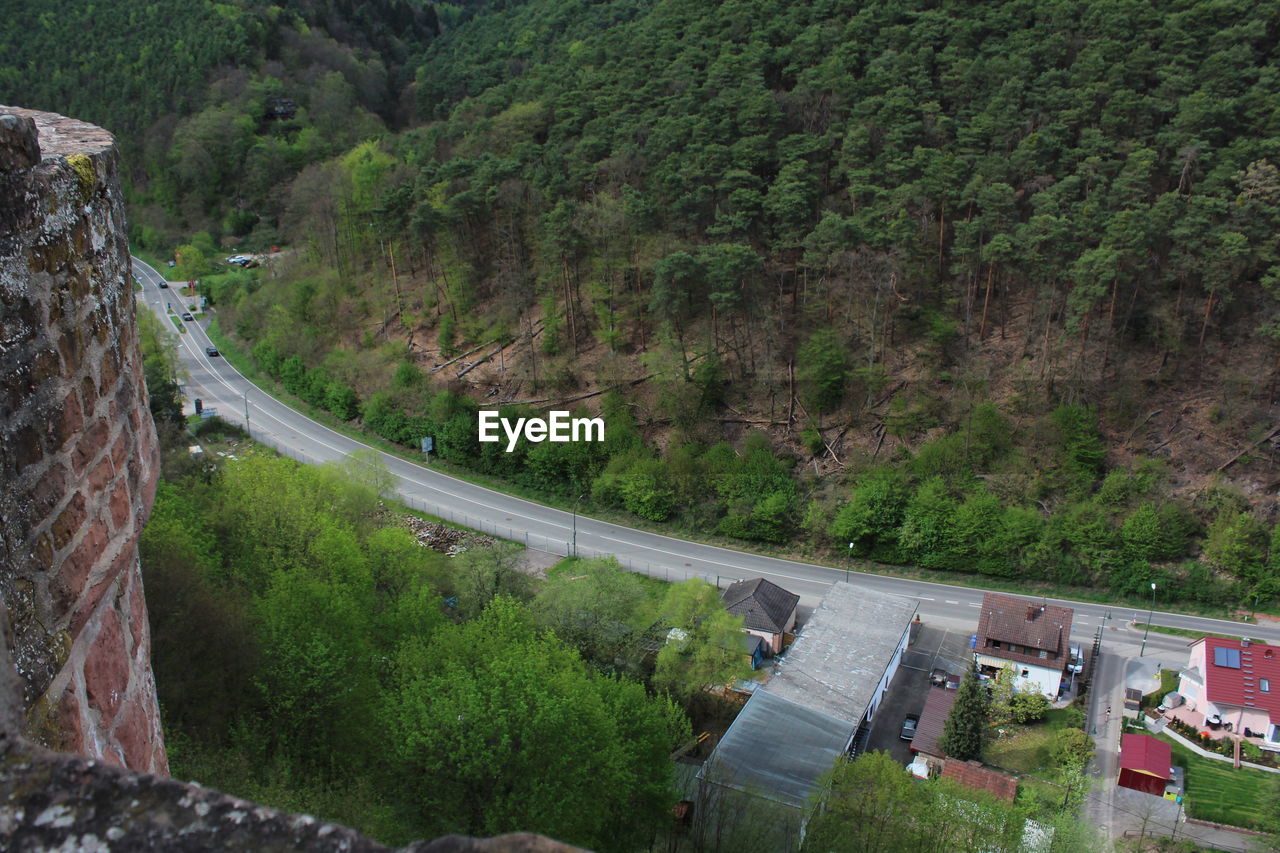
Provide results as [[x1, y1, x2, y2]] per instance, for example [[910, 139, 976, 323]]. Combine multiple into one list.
[[14, 426, 43, 476], [51, 491, 87, 552], [31, 346, 61, 384], [108, 480, 131, 531], [31, 461, 68, 520], [71, 418, 110, 475], [80, 374, 96, 412], [71, 572, 117, 639], [109, 433, 128, 471], [57, 326, 82, 375], [85, 606, 128, 720], [111, 695, 154, 772], [88, 454, 115, 493], [125, 565, 146, 628], [56, 683, 85, 755], [61, 389, 84, 442], [97, 349, 119, 397], [54, 517, 109, 613]]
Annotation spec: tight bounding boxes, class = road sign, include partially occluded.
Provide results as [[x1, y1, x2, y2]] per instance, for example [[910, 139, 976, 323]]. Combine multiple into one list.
[[201, 408, 218, 419], [421, 436, 434, 453]]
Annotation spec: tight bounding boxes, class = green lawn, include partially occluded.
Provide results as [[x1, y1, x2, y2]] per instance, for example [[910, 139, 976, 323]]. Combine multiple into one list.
[[1163, 735, 1278, 830]]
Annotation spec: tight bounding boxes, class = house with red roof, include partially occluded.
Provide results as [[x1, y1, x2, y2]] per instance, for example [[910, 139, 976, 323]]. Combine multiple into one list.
[[1175, 637, 1280, 750], [1118, 734, 1172, 796]]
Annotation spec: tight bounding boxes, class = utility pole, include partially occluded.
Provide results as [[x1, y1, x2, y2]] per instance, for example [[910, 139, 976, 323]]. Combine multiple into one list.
[[846, 542, 853, 583], [243, 390, 250, 436], [571, 493, 585, 557]]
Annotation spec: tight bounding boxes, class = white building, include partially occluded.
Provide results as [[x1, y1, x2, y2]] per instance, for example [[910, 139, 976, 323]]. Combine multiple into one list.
[[974, 593, 1073, 699]]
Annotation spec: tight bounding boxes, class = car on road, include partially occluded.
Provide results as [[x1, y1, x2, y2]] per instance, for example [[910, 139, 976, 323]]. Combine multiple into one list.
[[157, 281, 168, 288], [181, 312, 194, 321], [205, 346, 220, 357], [225, 254, 252, 265], [900, 714, 919, 741]]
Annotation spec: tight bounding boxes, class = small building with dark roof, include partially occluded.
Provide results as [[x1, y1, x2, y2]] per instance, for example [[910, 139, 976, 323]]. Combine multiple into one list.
[[1118, 734, 1172, 796], [910, 686, 958, 763], [722, 577, 799, 655], [975, 592, 1074, 699]]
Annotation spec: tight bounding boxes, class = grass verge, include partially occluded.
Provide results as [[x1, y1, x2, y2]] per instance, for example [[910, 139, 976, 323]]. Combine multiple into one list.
[[1146, 623, 1242, 641]]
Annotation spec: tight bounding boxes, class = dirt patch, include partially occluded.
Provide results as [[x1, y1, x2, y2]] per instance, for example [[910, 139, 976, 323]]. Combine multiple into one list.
[[400, 515, 496, 556]]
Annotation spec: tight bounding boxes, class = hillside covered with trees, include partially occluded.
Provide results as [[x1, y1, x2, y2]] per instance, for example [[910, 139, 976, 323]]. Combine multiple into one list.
[[7, 0, 1279, 610]]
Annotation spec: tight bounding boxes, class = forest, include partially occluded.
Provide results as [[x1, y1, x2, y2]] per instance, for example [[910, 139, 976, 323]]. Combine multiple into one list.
[[142, 409, 774, 848], [120, 0, 1280, 610], [7, 3, 1280, 600]]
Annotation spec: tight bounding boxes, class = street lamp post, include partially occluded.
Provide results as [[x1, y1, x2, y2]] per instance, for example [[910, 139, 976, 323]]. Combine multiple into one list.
[[846, 542, 853, 583], [243, 391, 250, 436], [571, 493, 585, 557], [1140, 582, 1157, 658]]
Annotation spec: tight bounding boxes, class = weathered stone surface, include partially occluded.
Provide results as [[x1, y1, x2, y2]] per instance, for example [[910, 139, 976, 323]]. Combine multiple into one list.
[[0, 706, 588, 852], [0, 106, 163, 774]]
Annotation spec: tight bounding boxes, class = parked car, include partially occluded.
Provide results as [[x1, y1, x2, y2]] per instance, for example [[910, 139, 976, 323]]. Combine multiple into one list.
[[225, 254, 252, 265], [181, 312, 194, 321], [900, 714, 920, 741], [205, 346, 220, 357]]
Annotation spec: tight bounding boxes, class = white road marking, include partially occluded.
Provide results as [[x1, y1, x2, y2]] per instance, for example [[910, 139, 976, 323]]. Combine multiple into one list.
[[128, 258, 1280, 642]]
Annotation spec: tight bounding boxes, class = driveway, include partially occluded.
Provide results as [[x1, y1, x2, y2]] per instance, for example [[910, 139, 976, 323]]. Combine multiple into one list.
[[864, 624, 974, 764]]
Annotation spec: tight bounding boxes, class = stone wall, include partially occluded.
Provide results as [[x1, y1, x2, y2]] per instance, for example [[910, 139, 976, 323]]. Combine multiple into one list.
[[0, 106, 165, 774]]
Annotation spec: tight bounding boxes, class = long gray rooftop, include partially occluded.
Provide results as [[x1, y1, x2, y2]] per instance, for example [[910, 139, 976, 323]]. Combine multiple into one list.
[[766, 581, 918, 724]]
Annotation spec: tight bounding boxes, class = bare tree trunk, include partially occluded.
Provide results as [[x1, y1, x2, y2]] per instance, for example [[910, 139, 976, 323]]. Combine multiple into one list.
[[978, 264, 994, 340]]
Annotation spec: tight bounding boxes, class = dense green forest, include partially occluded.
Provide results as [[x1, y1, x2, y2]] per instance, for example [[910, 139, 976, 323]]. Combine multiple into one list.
[[142, 416, 775, 847], [9, 1, 1280, 607], [173, 0, 1280, 610]]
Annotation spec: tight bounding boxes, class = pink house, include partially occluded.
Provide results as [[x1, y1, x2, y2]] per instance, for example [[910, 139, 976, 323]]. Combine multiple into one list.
[[1175, 637, 1280, 750]]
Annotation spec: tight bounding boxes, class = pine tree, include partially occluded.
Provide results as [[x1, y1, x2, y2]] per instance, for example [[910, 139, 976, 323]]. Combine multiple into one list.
[[940, 661, 989, 760]]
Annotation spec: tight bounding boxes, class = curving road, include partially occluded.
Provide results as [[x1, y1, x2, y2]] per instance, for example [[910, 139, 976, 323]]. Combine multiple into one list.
[[131, 256, 1280, 651]]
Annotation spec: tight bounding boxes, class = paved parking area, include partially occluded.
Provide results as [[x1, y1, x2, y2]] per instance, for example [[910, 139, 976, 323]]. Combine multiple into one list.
[[864, 624, 973, 764]]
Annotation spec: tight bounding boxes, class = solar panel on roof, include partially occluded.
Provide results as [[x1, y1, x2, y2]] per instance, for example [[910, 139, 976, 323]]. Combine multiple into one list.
[[1214, 647, 1241, 668]]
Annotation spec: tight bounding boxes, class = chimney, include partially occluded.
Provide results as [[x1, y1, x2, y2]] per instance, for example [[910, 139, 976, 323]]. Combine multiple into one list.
[[1241, 638, 1252, 648]]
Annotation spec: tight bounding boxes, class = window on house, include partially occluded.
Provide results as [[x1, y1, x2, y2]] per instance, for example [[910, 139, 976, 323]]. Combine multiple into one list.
[[1038, 649, 1048, 659], [1261, 678, 1271, 693], [989, 640, 1001, 649], [1021, 669, 1030, 678]]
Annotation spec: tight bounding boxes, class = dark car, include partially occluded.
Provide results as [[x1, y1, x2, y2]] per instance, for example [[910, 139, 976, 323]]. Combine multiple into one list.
[[205, 346, 220, 357], [157, 281, 168, 289], [181, 312, 194, 321], [900, 714, 920, 741]]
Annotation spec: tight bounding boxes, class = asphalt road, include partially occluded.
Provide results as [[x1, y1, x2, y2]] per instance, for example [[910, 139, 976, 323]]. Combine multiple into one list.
[[132, 256, 1280, 651]]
